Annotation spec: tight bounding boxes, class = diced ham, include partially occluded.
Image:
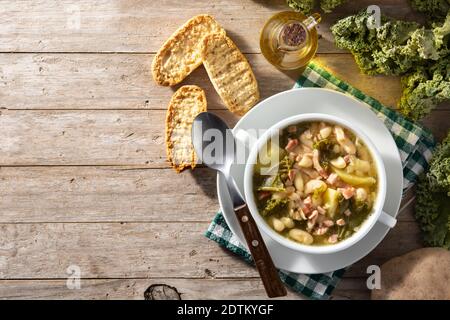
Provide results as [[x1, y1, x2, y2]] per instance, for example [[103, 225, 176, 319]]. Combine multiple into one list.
[[336, 219, 346, 226], [288, 169, 297, 182], [344, 209, 352, 216], [303, 196, 312, 206], [317, 206, 326, 215], [307, 210, 318, 220], [344, 155, 351, 164], [285, 139, 299, 152], [313, 226, 328, 236], [258, 191, 271, 200], [301, 196, 312, 214], [339, 186, 355, 199], [323, 220, 334, 227], [302, 205, 311, 214], [326, 173, 339, 185], [288, 126, 297, 133], [328, 234, 338, 244]]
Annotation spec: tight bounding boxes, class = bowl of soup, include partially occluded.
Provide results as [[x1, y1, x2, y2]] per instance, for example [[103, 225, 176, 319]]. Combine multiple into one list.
[[243, 113, 395, 254]]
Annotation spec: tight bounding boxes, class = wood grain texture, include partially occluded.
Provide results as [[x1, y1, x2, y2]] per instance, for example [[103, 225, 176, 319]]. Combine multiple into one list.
[[0, 109, 235, 166], [0, 0, 423, 54], [0, 166, 418, 223], [0, 221, 421, 279], [0, 167, 218, 223], [1, 109, 447, 166], [1, 52, 447, 111], [0, 0, 447, 300], [0, 278, 369, 300]]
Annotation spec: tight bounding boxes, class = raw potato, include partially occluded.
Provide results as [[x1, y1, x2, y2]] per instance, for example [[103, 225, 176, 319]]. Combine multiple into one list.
[[202, 33, 260, 116], [165, 85, 207, 172], [371, 248, 450, 300], [152, 14, 225, 86]]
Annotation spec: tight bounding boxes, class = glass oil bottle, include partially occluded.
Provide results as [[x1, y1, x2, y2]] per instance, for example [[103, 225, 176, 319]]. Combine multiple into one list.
[[260, 11, 321, 70]]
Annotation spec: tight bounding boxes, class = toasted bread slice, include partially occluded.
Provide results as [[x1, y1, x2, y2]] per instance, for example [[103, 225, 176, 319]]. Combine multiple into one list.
[[202, 33, 260, 116], [152, 15, 225, 86], [165, 85, 207, 172]]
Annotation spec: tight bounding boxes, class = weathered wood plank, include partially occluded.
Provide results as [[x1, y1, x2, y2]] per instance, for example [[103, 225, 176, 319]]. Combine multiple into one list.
[[0, 167, 219, 223], [1, 53, 423, 110], [0, 166, 417, 223], [0, 221, 422, 279], [0, 0, 423, 54], [0, 109, 235, 166], [1, 109, 448, 166], [0, 53, 293, 110], [0, 277, 369, 300]]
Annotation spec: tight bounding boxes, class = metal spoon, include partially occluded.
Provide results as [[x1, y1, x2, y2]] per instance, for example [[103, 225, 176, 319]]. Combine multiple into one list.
[[192, 112, 287, 298]]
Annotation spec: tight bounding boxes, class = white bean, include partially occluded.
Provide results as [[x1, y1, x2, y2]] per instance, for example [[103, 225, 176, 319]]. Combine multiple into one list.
[[300, 130, 313, 148], [289, 229, 314, 245], [304, 179, 327, 195], [294, 172, 304, 192], [320, 127, 332, 139], [334, 126, 356, 155], [330, 156, 347, 169], [272, 218, 285, 232], [281, 217, 295, 229], [356, 188, 368, 201], [297, 155, 313, 168]]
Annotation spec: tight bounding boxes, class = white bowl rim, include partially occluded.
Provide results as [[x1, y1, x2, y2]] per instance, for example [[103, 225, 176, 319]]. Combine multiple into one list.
[[244, 113, 387, 255]]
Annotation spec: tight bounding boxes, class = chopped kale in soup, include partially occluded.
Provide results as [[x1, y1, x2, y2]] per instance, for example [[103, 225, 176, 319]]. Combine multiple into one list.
[[253, 121, 378, 246]]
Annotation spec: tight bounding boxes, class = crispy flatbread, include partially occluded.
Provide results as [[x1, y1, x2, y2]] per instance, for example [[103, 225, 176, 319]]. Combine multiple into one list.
[[202, 33, 259, 116], [152, 15, 225, 86], [165, 85, 207, 172]]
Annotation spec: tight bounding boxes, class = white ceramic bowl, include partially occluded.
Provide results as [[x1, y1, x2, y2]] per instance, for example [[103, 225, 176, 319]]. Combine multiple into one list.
[[243, 113, 396, 255]]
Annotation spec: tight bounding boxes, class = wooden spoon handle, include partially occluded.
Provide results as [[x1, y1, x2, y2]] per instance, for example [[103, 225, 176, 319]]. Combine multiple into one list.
[[234, 205, 287, 298]]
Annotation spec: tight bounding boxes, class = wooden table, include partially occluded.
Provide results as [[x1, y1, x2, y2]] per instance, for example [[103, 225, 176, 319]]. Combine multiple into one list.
[[0, 0, 448, 300]]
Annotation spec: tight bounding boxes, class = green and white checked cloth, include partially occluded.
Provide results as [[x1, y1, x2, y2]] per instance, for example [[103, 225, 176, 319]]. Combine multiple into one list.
[[205, 62, 436, 300]]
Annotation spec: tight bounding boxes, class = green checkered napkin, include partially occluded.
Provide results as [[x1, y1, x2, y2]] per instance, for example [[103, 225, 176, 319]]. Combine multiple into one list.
[[205, 62, 436, 300]]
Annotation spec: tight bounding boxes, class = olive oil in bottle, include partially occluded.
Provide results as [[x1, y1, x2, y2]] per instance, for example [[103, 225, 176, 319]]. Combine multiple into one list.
[[260, 11, 321, 70]]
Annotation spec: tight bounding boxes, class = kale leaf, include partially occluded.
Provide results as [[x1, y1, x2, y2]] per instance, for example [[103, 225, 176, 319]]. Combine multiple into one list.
[[286, 0, 346, 15], [409, 0, 450, 21], [320, 0, 347, 13], [262, 198, 289, 216], [427, 131, 450, 194], [286, 0, 315, 14], [331, 11, 450, 76], [331, 11, 450, 120], [399, 57, 450, 121], [415, 131, 450, 249]]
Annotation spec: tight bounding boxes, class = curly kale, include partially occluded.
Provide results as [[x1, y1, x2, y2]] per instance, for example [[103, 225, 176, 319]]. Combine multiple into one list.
[[332, 11, 450, 120], [262, 198, 289, 216], [409, 0, 450, 21], [287, 0, 315, 14], [331, 11, 450, 76], [428, 132, 450, 194], [320, 0, 347, 13], [415, 131, 450, 249], [286, 0, 346, 14], [399, 57, 450, 121]]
